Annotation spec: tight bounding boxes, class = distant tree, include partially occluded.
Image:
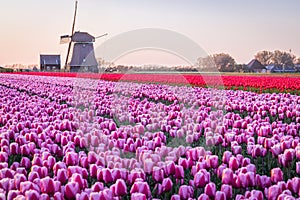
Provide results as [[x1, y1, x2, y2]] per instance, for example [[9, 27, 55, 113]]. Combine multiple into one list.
[[294, 57, 300, 65], [270, 50, 296, 66], [212, 53, 236, 72], [255, 50, 273, 65], [197, 56, 214, 69]]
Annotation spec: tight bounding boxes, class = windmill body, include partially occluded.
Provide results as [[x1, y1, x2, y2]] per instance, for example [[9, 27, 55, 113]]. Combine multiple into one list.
[[69, 31, 98, 73]]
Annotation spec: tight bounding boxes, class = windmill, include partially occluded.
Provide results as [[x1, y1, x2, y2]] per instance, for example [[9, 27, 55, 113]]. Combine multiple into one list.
[[60, 0, 107, 72]]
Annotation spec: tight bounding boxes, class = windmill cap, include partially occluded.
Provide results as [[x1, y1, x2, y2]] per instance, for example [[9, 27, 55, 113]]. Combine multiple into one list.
[[72, 31, 95, 43]]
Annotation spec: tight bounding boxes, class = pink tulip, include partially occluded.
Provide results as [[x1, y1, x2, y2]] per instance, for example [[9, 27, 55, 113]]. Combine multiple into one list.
[[246, 172, 255, 187], [221, 184, 232, 199], [14, 173, 27, 190], [39, 177, 55, 195], [57, 169, 68, 184], [53, 192, 64, 200], [178, 185, 194, 200], [268, 185, 281, 200], [91, 182, 104, 192], [7, 190, 20, 200], [222, 168, 234, 185], [204, 182, 216, 198], [70, 173, 86, 190], [194, 171, 207, 188], [131, 193, 147, 200], [215, 191, 226, 200], [64, 182, 80, 199], [25, 190, 40, 200], [170, 194, 181, 200], [89, 192, 101, 200], [114, 179, 127, 196], [152, 167, 164, 182], [162, 178, 173, 192], [229, 157, 239, 171], [271, 168, 283, 183], [207, 155, 219, 169], [143, 159, 154, 174], [198, 194, 210, 200], [165, 161, 176, 176], [175, 165, 184, 179], [76, 192, 89, 200], [296, 162, 300, 174], [222, 151, 232, 164], [65, 152, 78, 166], [130, 181, 151, 197]]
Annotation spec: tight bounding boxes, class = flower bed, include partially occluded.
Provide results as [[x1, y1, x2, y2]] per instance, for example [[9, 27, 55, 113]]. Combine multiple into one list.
[[0, 73, 299, 199]]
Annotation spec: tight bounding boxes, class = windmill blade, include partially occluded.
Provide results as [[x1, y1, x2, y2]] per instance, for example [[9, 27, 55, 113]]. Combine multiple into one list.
[[95, 33, 108, 39], [65, 0, 78, 70], [60, 35, 71, 44]]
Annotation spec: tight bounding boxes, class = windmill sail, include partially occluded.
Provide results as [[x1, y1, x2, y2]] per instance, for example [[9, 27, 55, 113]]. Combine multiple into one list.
[[60, 35, 71, 44]]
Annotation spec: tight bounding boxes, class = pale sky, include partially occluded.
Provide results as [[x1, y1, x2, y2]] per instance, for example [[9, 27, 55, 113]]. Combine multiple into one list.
[[0, 0, 300, 66]]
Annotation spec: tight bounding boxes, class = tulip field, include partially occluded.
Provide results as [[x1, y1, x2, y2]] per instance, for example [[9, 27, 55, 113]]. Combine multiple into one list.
[[1, 72, 300, 200]]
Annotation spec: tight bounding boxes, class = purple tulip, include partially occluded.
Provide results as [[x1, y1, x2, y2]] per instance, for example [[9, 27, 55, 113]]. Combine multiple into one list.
[[271, 168, 283, 183], [162, 178, 173, 192], [178, 185, 194, 200], [114, 179, 127, 196], [222, 168, 234, 185], [204, 182, 216, 198]]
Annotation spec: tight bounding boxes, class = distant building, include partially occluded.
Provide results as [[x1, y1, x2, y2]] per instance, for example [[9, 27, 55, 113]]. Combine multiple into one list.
[[266, 64, 296, 73], [40, 55, 61, 71], [246, 59, 266, 73]]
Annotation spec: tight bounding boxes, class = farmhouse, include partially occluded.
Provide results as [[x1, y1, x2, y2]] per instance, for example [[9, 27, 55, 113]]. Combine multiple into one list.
[[40, 55, 61, 71], [245, 59, 266, 73]]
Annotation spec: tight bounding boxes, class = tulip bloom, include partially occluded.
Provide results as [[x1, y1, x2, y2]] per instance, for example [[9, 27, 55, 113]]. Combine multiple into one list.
[[152, 167, 164, 182], [162, 178, 173, 192], [178, 185, 194, 200], [114, 179, 127, 196], [222, 168, 234, 185], [271, 168, 283, 183]]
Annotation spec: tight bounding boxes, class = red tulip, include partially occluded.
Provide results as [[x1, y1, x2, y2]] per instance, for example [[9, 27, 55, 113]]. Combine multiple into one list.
[[178, 185, 194, 200]]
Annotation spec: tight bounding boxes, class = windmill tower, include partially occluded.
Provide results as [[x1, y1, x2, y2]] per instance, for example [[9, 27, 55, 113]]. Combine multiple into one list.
[[60, 1, 107, 72]]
